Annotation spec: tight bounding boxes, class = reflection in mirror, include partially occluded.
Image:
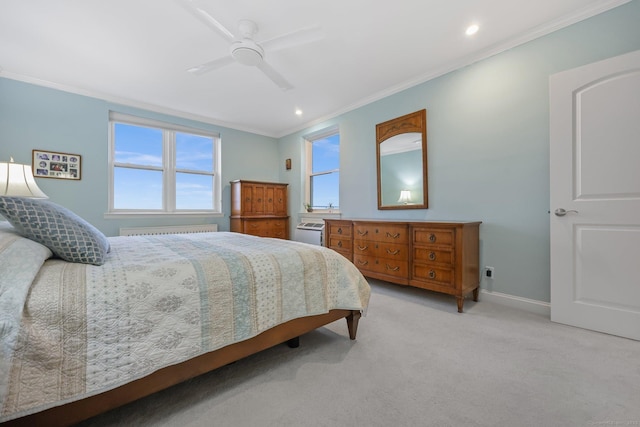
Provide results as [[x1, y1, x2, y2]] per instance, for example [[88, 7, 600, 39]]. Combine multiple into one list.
[[376, 109, 427, 210], [379, 132, 424, 206]]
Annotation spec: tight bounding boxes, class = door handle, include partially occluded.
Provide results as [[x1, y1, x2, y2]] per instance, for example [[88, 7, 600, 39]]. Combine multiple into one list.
[[554, 208, 578, 217]]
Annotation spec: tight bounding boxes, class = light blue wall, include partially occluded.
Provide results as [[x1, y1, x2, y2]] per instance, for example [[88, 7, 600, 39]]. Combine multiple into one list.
[[0, 78, 279, 236], [278, 1, 640, 303]]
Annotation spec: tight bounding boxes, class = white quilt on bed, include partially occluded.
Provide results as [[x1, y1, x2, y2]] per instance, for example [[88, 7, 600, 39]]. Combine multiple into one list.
[[0, 227, 370, 421]]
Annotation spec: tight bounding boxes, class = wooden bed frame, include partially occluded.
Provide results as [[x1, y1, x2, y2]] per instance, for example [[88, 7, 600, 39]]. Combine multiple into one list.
[[3, 309, 361, 427]]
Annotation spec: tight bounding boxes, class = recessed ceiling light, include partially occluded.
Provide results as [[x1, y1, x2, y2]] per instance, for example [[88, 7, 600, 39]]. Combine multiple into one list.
[[466, 24, 479, 36], [295, 109, 303, 116]]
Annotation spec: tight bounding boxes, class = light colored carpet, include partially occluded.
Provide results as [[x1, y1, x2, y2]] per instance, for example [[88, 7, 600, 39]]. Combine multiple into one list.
[[79, 280, 640, 427]]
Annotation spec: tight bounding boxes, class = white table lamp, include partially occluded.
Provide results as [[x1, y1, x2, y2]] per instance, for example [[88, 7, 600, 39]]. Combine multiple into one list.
[[0, 158, 48, 198]]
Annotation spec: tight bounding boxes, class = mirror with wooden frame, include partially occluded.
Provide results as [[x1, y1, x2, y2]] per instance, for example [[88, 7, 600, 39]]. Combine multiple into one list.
[[376, 109, 428, 210]]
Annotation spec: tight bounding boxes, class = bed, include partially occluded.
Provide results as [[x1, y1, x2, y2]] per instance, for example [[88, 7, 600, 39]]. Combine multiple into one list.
[[0, 199, 370, 426]]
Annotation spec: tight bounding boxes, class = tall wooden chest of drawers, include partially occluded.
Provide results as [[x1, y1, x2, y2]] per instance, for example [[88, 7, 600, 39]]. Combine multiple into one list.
[[230, 180, 289, 239], [325, 219, 481, 312]]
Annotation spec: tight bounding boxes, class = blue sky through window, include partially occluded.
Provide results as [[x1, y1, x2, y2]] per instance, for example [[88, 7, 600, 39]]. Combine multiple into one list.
[[176, 132, 214, 172], [113, 123, 215, 210], [114, 167, 162, 209], [311, 133, 339, 208], [114, 124, 162, 166]]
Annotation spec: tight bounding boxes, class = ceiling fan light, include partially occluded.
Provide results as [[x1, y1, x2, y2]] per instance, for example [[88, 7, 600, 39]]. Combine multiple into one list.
[[231, 42, 264, 66]]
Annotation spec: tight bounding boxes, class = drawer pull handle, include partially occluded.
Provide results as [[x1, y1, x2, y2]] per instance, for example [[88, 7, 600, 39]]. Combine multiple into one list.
[[268, 198, 272, 202], [357, 245, 369, 251], [386, 232, 400, 239], [357, 260, 369, 266], [386, 264, 400, 271], [429, 234, 436, 242], [357, 230, 369, 236], [386, 248, 400, 255], [429, 252, 436, 261], [428, 270, 436, 279], [337, 227, 342, 234], [337, 241, 343, 248]]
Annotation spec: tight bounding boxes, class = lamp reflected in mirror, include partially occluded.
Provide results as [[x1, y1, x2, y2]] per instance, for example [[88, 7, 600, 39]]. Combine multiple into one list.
[[397, 190, 412, 204]]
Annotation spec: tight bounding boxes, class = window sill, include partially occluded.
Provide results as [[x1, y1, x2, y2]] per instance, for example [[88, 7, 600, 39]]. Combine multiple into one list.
[[299, 211, 341, 220], [104, 211, 224, 219]]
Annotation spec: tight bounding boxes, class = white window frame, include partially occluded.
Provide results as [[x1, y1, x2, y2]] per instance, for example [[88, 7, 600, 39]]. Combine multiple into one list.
[[304, 125, 340, 213], [106, 112, 222, 217]]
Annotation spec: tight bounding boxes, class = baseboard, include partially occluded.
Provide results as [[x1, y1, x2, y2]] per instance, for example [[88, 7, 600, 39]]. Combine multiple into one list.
[[479, 289, 550, 317]]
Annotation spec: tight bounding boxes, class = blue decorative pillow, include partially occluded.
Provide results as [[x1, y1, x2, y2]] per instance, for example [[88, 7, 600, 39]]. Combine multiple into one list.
[[0, 197, 110, 266]]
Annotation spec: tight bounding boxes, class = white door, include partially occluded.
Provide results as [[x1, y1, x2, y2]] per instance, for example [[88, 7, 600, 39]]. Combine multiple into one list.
[[550, 49, 640, 341]]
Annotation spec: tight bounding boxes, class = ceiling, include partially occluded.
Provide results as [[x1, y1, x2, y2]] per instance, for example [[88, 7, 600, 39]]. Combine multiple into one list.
[[0, 0, 628, 137]]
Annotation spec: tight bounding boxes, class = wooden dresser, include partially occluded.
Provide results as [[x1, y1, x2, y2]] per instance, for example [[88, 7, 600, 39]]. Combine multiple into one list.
[[325, 219, 481, 312], [230, 180, 289, 239]]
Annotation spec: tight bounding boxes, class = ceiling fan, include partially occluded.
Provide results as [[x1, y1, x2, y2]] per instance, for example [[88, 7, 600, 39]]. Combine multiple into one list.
[[179, 0, 323, 91]]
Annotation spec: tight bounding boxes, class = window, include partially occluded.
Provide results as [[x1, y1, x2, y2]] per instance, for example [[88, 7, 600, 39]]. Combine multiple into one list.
[[108, 112, 221, 214], [305, 126, 339, 211]]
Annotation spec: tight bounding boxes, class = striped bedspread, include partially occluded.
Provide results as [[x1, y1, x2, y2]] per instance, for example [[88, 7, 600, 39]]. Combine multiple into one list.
[[0, 229, 370, 421]]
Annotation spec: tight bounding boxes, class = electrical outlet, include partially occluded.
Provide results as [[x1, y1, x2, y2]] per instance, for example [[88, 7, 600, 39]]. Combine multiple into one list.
[[485, 266, 495, 279]]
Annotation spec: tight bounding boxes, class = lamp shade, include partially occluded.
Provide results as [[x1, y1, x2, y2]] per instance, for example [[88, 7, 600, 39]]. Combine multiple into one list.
[[397, 190, 412, 204], [0, 160, 48, 198]]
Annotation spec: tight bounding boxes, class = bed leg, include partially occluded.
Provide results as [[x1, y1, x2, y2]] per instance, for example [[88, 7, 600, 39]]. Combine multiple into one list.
[[287, 337, 300, 348], [346, 311, 361, 340]]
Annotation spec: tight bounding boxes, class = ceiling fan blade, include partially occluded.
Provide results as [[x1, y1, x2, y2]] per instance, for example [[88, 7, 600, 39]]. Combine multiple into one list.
[[260, 25, 324, 52], [256, 61, 294, 91], [187, 55, 235, 75], [177, 0, 235, 41]]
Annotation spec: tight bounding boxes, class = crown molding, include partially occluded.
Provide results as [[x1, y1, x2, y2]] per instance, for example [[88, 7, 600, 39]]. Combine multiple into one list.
[[0, 71, 278, 138], [276, 0, 631, 138]]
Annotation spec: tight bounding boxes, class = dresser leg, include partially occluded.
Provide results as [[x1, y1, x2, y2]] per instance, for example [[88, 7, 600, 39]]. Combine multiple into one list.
[[456, 297, 464, 313], [472, 287, 479, 301]]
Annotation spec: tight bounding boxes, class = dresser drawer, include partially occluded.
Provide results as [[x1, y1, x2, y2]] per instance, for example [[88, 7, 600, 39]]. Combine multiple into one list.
[[270, 219, 288, 229], [327, 236, 352, 252], [270, 221, 287, 239], [354, 240, 408, 261], [242, 219, 288, 239], [328, 222, 352, 238], [412, 227, 455, 247], [354, 254, 408, 279], [353, 223, 409, 244], [412, 264, 455, 288], [413, 247, 453, 266], [243, 220, 268, 236]]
